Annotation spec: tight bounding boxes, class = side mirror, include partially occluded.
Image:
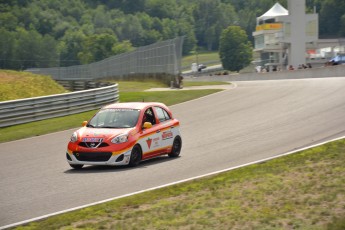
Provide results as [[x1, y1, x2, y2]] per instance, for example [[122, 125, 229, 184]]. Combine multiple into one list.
[[82, 121, 88, 127], [143, 122, 152, 129]]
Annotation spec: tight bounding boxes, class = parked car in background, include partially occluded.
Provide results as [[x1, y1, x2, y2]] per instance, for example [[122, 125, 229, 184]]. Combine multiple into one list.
[[66, 102, 182, 169], [325, 54, 345, 66], [198, 64, 207, 71]]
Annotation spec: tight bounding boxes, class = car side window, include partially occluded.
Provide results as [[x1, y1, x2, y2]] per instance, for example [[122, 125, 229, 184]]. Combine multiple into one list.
[[155, 106, 171, 122], [143, 108, 156, 125]]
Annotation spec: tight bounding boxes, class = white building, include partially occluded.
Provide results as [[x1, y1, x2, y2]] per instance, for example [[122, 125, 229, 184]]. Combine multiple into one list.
[[253, 0, 318, 70]]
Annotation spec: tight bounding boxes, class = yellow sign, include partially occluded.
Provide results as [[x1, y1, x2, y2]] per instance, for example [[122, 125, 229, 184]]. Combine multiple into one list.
[[256, 23, 282, 31]]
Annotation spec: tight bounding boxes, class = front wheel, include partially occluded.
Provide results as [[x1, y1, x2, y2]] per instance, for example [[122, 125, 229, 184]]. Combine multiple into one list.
[[129, 145, 142, 167], [168, 136, 182, 157], [69, 164, 84, 169]]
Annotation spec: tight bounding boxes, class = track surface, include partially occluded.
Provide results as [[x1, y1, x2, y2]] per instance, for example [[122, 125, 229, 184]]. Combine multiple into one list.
[[1, 78, 345, 227]]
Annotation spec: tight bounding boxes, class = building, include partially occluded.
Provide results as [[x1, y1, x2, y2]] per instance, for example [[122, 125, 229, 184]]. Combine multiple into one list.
[[253, 0, 318, 70]]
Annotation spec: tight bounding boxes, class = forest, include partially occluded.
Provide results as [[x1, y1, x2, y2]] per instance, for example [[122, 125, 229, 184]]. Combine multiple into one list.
[[1, 0, 344, 70]]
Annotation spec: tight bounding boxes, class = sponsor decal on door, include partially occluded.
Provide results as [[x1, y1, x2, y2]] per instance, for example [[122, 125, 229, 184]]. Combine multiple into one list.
[[162, 131, 173, 140]]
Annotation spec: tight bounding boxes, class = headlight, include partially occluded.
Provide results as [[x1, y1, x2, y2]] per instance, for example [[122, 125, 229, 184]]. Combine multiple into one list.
[[70, 132, 78, 143], [111, 134, 128, 144]]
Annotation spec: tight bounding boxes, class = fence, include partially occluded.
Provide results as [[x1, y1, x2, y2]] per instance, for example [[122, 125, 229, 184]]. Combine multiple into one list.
[[26, 37, 184, 80], [0, 84, 119, 128]]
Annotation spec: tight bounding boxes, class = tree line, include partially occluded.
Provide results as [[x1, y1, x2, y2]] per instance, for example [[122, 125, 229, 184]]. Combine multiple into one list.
[[0, 0, 344, 70]]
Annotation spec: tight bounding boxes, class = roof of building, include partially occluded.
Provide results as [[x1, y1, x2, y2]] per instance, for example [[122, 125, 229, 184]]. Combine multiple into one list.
[[257, 2, 288, 22]]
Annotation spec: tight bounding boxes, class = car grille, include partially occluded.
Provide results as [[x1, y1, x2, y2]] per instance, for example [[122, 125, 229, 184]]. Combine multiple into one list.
[[78, 142, 109, 148], [73, 152, 112, 162]]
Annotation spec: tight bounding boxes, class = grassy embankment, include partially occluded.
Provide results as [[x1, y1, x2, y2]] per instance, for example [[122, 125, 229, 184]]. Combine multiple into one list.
[[0, 70, 68, 101], [0, 70, 225, 143], [12, 139, 345, 230]]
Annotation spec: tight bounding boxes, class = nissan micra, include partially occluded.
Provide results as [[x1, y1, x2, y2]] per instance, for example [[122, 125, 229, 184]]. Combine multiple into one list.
[[66, 102, 182, 169]]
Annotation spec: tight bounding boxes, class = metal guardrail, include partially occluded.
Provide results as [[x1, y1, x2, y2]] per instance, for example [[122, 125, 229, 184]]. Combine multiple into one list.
[[0, 84, 119, 128]]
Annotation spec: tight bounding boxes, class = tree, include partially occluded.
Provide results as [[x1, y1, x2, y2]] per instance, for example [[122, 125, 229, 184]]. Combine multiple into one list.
[[60, 29, 85, 66], [112, 40, 134, 55], [0, 28, 15, 69], [340, 14, 345, 36], [319, 0, 345, 36], [116, 14, 145, 46], [145, 0, 178, 19], [219, 25, 252, 72], [78, 33, 119, 64], [193, 0, 238, 51], [0, 12, 18, 30]]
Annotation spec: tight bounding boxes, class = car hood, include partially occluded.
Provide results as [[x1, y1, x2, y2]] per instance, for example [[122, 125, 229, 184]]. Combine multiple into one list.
[[77, 127, 136, 141]]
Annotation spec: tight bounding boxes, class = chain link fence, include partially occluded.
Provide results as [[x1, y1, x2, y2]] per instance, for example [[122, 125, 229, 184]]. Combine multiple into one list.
[[26, 36, 184, 81]]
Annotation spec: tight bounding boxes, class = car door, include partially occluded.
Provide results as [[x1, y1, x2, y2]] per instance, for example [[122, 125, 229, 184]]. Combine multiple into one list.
[[140, 107, 162, 159], [153, 106, 175, 152]]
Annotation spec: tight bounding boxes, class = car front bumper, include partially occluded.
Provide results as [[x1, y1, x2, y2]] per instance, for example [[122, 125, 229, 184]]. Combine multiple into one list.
[[66, 149, 132, 166]]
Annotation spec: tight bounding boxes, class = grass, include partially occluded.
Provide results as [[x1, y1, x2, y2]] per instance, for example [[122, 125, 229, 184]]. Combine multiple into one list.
[[0, 70, 67, 101], [0, 80, 225, 143], [116, 80, 167, 92], [119, 90, 221, 105], [13, 139, 345, 229]]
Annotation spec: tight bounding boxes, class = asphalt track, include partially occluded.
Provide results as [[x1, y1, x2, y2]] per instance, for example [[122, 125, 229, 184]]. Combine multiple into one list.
[[1, 77, 345, 228]]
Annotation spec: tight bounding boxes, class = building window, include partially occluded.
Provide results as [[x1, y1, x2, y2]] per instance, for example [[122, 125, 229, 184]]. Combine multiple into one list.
[[255, 35, 264, 49]]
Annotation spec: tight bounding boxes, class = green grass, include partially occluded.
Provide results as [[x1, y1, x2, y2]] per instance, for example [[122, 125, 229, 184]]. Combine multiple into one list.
[[14, 139, 345, 229], [116, 80, 167, 92], [0, 70, 67, 101], [119, 90, 221, 105]]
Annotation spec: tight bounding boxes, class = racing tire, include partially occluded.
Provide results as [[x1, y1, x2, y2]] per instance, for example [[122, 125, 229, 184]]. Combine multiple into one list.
[[129, 145, 142, 167], [168, 136, 182, 158], [70, 164, 84, 169]]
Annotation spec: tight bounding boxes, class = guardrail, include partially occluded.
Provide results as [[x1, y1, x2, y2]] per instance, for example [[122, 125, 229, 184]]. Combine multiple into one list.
[[0, 84, 119, 128]]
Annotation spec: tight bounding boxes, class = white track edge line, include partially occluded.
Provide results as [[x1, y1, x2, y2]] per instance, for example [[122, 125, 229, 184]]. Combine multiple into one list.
[[1, 135, 344, 230]]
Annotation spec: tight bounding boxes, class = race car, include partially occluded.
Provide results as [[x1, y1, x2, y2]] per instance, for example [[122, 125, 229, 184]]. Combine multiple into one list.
[[66, 102, 182, 169]]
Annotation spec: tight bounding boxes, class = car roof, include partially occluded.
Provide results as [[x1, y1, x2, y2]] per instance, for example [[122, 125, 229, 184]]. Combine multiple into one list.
[[102, 102, 168, 110]]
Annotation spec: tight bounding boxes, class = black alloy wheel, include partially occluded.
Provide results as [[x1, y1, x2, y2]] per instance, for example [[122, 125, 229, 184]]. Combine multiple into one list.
[[129, 145, 142, 167], [168, 136, 182, 157]]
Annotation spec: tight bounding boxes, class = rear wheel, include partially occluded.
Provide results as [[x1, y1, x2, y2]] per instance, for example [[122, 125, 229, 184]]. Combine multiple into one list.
[[69, 164, 84, 169], [129, 145, 142, 167], [168, 136, 182, 157]]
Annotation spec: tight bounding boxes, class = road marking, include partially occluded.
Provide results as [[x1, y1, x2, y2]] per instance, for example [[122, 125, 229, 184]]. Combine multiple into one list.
[[2, 134, 344, 230]]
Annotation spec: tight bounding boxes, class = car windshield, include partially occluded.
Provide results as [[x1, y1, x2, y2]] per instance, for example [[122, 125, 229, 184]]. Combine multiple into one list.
[[87, 108, 140, 128]]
